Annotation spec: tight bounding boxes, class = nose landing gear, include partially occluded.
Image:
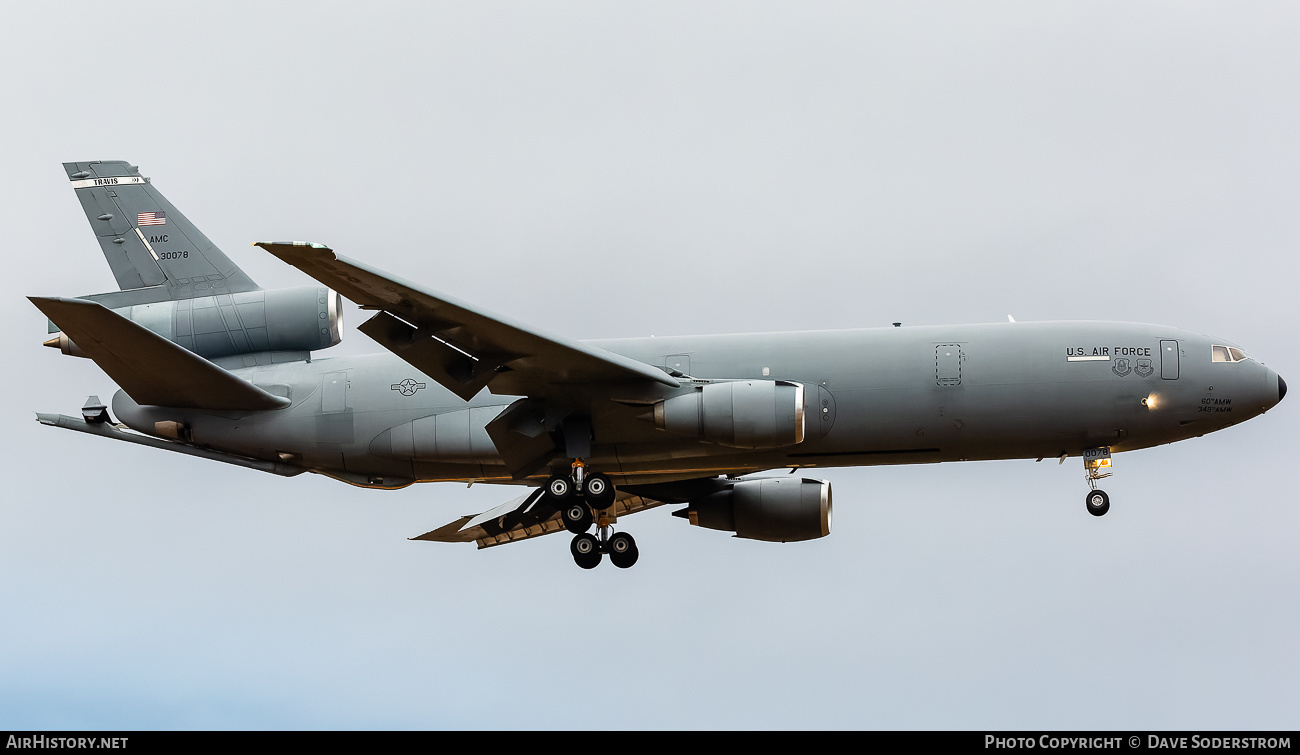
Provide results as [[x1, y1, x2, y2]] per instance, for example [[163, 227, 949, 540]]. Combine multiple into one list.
[[1085, 489, 1110, 517], [546, 459, 640, 568], [1082, 447, 1113, 517]]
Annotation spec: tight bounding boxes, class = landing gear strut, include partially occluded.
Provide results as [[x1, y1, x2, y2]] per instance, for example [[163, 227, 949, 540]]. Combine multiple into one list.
[[545, 459, 640, 568], [1083, 447, 1113, 517]]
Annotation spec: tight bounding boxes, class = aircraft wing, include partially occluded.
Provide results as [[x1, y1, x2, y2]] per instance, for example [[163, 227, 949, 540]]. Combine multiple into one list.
[[412, 488, 671, 549], [254, 242, 679, 401]]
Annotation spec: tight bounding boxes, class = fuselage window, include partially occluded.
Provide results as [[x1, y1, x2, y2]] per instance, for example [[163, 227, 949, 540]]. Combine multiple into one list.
[[1212, 345, 1247, 363]]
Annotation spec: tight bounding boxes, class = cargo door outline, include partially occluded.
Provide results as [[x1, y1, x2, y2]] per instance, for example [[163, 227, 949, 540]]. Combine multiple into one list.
[[317, 370, 354, 446], [936, 344, 963, 386], [1160, 340, 1180, 380], [322, 371, 350, 413]]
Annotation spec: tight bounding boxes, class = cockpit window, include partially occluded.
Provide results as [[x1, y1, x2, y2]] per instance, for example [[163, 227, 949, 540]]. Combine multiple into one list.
[[1212, 345, 1247, 363]]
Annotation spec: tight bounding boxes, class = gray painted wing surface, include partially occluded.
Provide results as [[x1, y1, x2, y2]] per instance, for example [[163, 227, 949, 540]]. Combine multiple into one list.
[[30, 297, 289, 411], [254, 242, 679, 400], [413, 489, 670, 549]]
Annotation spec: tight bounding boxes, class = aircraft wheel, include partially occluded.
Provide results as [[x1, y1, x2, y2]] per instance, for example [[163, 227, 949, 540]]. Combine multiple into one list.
[[1086, 489, 1110, 517], [545, 474, 575, 504], [609, 532, 639, 569], [571, 533, 602, 569], [583, 473, 616, 510], [561, 501, 594, 534], [610, 547, 639, 569]]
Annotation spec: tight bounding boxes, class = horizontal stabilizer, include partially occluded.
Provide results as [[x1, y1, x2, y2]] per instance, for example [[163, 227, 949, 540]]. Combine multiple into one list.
[[35, 413, 303, 476], [29, 297, 289, 411]]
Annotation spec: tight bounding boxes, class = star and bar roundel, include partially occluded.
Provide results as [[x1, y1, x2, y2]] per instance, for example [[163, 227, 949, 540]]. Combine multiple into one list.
[[391, 378, 426, 396]]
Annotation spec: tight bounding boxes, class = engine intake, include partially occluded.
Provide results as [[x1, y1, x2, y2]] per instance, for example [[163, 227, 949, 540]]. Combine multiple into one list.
[[651, 380, 805, 449], [685, 477, 832, 542]]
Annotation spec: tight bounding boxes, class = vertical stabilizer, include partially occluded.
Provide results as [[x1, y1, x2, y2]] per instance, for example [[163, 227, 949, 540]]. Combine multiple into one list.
[[63, 161, 259, 300]]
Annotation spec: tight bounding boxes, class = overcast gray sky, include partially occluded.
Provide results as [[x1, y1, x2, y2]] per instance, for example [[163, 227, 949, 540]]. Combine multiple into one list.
[[2, 1, 1297, 729]]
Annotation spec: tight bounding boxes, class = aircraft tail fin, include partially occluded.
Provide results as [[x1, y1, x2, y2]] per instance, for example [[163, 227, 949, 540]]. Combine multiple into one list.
[[63, 161, 259, 301], [29, 296, 288, 412]]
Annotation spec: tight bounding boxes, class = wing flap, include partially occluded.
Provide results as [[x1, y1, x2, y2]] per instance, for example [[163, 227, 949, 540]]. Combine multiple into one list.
[[30, 297, 289, 411], [254, 242, 679, 399], [358, 310, 506, 401], [412, 489, 670, 549]]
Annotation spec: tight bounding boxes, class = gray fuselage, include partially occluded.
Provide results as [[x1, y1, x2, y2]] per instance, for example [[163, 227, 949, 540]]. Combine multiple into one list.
[[110, 320, 1284, 489]]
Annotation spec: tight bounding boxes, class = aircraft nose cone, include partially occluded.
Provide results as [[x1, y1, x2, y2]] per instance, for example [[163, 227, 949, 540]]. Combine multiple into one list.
[[1279, 374, 1287, 403]]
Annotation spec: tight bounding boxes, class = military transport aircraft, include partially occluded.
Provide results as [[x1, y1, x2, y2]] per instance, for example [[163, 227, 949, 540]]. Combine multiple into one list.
[[32, 161, 1286, 569]]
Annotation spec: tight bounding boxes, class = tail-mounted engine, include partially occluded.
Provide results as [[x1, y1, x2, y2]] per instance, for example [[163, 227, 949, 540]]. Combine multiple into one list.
[[46, 286, 343, 360], [676, 477, 832, 542]]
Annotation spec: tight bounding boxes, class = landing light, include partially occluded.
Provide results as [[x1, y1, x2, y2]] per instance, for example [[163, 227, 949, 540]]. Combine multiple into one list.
[[1142, 394, 1159, 410]]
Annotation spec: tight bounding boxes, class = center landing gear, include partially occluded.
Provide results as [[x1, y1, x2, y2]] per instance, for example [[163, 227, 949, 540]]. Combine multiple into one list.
[[546, 459, 639, 568], [1082, 447, 1113, 517]]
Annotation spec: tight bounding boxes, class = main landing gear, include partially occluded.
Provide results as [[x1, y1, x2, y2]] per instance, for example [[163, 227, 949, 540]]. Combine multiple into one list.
[[546, 460, 639, 569], [1082, 447, 1113, 517], [570, 529, 639, 570]]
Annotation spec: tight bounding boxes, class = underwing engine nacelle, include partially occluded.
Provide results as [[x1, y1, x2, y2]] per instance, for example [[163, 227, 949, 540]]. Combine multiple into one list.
[[45, 285, 343, 360], [680, 477, 832, 542], [650, 380, 805, 449]]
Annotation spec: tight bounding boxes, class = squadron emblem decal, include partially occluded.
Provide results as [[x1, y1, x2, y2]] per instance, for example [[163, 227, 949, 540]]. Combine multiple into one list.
[[391, 378, 427, 396], [1067, 346, 1155, 377]]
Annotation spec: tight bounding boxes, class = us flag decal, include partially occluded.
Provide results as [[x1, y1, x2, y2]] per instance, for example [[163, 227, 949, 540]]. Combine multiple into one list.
[[138, 211, 167, 226]]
